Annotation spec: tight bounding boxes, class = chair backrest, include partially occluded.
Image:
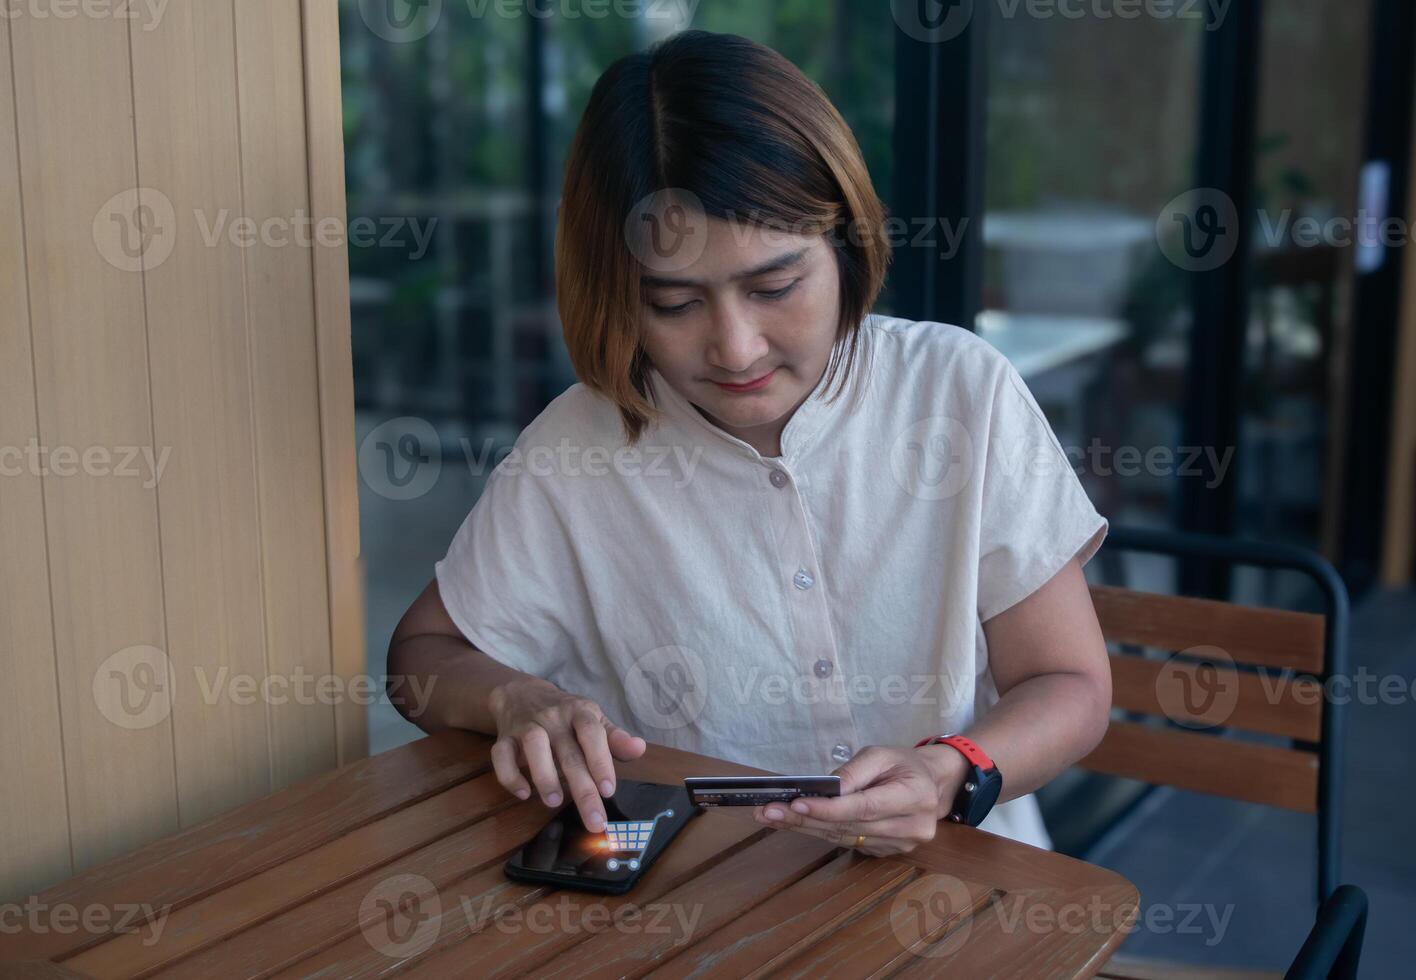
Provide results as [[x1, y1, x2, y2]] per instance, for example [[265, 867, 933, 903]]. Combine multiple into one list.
[[1078, 584, 1328, 815]]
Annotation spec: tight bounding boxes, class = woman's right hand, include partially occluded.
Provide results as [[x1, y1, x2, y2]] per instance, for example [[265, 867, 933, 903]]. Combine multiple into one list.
[[487, 677, 647, 833]]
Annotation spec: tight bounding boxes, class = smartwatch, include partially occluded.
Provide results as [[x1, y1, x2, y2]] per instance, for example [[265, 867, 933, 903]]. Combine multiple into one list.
[[914, 733, 1003, 826]]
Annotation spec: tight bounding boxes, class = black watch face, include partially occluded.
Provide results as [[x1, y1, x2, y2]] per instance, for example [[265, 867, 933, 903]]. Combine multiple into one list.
[[960, 768, 1003, 826]]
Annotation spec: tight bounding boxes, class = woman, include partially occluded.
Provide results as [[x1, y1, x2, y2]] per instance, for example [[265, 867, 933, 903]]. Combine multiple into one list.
[[388, 30, 1111, 857]]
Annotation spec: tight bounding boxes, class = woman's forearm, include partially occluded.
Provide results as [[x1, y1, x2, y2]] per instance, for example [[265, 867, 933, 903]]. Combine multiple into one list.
[[917, 557, 1113, 810], [386, 633, 556, 736], [942, 670, 1111, 804]]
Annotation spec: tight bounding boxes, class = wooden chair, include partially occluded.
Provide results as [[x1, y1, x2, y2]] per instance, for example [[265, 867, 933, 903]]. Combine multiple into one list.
[[1078, 527, 1351, 978]]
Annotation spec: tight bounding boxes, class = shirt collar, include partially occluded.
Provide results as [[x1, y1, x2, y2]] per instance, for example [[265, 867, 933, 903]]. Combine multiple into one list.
[[645, 322, 875, 467]]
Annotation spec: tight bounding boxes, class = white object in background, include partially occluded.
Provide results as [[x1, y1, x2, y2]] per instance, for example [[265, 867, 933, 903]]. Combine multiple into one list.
[[1355, 159, 1390, 275], [985, 207, 1152, 317], [975, 310, 1129, 379]]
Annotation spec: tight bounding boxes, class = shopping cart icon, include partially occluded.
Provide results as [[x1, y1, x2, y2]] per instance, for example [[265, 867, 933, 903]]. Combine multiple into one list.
[[602, 808, 675, 871]]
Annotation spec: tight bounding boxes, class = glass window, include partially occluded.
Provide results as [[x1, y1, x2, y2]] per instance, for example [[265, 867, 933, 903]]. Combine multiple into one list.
[[979, 13, 1202, 590], [339, 3, 895, 751]]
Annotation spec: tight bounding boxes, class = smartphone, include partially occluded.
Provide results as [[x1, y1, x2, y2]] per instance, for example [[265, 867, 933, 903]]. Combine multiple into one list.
[[503, 779, 701, 895]]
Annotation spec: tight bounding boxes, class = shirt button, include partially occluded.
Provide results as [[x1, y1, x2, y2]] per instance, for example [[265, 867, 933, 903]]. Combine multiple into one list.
[[813, 659, 833, 678], [831, 743, 852, 764], [793, 568, 815, 590], [769, 468, 789, 488]]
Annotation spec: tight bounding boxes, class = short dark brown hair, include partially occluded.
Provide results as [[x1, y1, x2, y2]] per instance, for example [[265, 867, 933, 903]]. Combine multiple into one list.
[[555, 30, 892, 443]]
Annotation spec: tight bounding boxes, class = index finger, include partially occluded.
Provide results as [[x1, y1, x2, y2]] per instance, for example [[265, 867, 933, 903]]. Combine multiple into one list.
[[572, 707, 618, 797], [551, 734, 608, 834]]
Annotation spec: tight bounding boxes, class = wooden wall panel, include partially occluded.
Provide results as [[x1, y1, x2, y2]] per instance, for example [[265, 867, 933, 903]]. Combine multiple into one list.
[[0, 11, 73, 901], [1, 0, 363, 901], [130, 0, 274, 825], [10, 14, 179, 871], [234, 0, 340, 789], [304, 0, 369, 767]]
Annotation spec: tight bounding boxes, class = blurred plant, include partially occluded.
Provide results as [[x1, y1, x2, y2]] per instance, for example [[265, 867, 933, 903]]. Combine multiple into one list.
[[1119, 129, 1320, 359]]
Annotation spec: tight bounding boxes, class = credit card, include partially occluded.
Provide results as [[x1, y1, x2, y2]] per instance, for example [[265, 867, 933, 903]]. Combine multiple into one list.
[[684, 775, 841, 807]]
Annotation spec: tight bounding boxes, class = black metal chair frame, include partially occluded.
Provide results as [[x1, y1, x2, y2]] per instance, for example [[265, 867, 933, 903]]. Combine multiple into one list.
[[1285, 884, 1368, 980]]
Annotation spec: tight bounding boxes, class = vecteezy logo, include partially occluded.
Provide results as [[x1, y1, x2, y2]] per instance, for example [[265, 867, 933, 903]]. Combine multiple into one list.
[[891, 0, 975, 43], [889, 873, 977, 958], [358, 417, 441, 501], [93, 188, 177, 273], [359, 873, 442, 959], [1182, 663, 1219, 714], [623, 645, 708, 732], [94, 645, 174, 730], [357, 0, 442, 43], [1156, 188, 1240, 272], [1155, 644, 1240, 729], [890, 415, 974, 501], [623, 189, 708, 274]]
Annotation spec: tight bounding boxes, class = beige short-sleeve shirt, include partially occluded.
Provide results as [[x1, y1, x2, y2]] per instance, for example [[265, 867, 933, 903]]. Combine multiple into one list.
[[435, 314, 1108, 849]]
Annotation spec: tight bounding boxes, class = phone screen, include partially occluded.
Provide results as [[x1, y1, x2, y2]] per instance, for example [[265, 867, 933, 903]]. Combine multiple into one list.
[[504, 779, 699, 891]]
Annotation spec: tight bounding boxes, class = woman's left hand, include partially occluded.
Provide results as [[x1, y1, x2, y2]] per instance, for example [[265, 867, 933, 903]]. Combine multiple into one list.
[[753, 744, 967, 856]]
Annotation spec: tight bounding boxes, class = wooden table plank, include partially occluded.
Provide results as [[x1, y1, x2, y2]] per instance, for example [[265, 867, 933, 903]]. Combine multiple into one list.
[[392, 817, 807, 979], [0, 732, 490, 964], [153, 801, 553, 979], [266, 807, 766, 979], [890, 885, 1140, 978], [0, 964, 92, 980], [271, 865, 548, 980], [1, 731, 1137, 979], [903, 820, 1136, 896], [768, 872, 999, 979], [254, 742, 781, 980], [66, 773, 515, 978], [643, 853, 920, 979], [523, 828, 845, 980]]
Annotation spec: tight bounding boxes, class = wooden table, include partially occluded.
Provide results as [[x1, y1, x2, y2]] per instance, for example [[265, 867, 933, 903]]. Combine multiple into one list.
[[0, 731, 1138, 978]]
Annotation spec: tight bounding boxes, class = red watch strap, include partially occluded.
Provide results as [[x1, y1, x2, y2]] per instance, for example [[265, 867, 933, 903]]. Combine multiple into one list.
[[915, 734, 995, 771]]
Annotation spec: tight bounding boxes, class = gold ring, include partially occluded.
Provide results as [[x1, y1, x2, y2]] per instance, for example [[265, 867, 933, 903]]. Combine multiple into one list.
[[854, 834, 866, 848]]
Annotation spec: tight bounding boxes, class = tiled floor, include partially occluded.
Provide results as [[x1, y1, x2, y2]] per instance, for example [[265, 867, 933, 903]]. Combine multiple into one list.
[[1084, 588, 1416, 975]]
